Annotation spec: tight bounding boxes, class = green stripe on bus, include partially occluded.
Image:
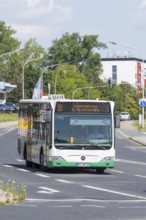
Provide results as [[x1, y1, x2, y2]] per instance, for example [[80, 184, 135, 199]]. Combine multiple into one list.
[[48, 160, 115, 168]]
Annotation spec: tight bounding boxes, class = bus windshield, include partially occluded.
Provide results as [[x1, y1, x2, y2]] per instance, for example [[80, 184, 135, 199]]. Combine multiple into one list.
[[54, 113, 112, 150]]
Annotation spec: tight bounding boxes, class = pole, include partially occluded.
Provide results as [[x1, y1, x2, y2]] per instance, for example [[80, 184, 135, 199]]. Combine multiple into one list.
[[72, 85, 107, 99], [0, 48, 23, 58], [54, 61, 75, 94], [22, 55, 43, 99]]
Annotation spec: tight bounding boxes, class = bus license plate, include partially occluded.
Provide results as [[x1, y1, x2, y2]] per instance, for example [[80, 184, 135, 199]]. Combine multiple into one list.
[[76, 163, 89, 167]]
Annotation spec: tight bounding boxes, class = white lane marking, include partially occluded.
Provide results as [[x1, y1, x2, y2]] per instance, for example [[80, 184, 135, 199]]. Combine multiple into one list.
[[35, 173, 50, 178], [3, 165, 13, 168], [112, 169, 124, 174], [82, 185, 146, 200], [117, 129, 129, 138], [55, 179, 74, 183], [119, 206, 146, 209], [135, 175, 146, 178], [37, 190, 53, 194], [117, 158, 146, 166], [48, 205, 72, 208], [37, 187, 60, 194], [25, 198, 146, 203], [16, 159, 25, 162], [17, 168, 30, 172], [16, 204, 37, 207], [80, 205, 105, 208]]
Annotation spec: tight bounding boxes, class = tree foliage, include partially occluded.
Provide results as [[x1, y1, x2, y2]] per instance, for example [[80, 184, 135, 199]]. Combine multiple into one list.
[[0, 21, 141, 119], [46, 32, 107, 86]]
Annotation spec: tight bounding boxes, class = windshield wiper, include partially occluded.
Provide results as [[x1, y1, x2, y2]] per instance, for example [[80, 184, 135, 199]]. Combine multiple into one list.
[[87, 143, 106, 150], [55, 138, 69, 143], [56, 145, 83, 149]]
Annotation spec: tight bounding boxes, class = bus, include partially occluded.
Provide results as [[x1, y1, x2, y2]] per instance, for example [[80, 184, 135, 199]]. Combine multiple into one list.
[[17, 94, 116, 173]]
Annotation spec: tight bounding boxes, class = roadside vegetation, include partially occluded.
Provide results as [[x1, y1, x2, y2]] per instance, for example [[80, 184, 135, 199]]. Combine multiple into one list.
[[0, 180, 26, 205], [133, 120, 146, 132], [0, 21, 145, 120], [0, 113, 18, 123]]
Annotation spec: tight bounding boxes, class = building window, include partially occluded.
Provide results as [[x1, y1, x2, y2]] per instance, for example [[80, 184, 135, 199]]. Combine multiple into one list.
[[112, 65, 117, 84]]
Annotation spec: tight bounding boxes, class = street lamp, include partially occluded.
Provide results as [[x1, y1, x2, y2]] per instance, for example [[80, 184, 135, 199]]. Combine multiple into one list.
[[22, 55, 43, 99], [109, 41, 145, 128], [0, 48, 23, 58], [40, 64, 59, 95], [72, 85, 108, 99], [54, 68, 67, 94], [54, 61, 75, 94]]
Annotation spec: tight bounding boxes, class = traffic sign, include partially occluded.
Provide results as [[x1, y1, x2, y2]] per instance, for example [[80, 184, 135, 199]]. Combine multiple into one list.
[[139, 99, 146, 107]]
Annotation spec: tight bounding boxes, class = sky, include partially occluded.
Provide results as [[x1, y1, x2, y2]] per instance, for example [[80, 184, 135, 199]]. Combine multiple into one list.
[[0, 0, 146, 59]]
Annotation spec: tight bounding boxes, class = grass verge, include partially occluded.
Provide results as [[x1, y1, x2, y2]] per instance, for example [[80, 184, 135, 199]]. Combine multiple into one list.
[[0, 180, 26, 205], [133, 120, 146, 132], [0, 113, 18, 123]]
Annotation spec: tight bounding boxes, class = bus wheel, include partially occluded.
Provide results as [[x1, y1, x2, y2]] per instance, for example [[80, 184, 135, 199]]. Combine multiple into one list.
[[26, 159, 33, 168], [96, 168, 105, 174], [24, 146, 33, 168]]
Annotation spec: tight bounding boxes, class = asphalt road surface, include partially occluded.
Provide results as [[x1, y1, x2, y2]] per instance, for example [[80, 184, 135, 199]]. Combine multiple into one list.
[[0, 125, 146, 220]]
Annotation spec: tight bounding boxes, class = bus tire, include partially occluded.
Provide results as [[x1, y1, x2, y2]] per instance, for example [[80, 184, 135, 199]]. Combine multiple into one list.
[[24, 145, 33, 168], [26, 159, 33, 168], [96, 168, 105, 174]]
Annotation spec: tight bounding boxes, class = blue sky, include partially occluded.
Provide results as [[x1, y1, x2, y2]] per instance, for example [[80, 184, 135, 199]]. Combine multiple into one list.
[[0, 0, 146, 59]]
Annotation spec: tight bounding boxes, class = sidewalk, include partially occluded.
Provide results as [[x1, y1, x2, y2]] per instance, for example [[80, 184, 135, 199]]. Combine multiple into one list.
[[0, 121, 17, 129], [120, 120, 146, 146]]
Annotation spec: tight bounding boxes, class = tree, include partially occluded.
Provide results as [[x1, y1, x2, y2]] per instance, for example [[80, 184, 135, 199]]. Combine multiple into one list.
[[119, 83, 141, 119], [0, 21, 21, 81], [43, 64, 102, 99], [7, 38, 46, 101], [104, 82, 141, 119], [45, 32, 107, 86]]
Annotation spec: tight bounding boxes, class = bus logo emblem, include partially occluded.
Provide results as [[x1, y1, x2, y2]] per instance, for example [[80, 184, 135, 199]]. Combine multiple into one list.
[[81, 156, 86, 161]]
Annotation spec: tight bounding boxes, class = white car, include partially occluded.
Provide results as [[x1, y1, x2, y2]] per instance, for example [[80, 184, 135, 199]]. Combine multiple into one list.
[[120, 112, 131, 121]]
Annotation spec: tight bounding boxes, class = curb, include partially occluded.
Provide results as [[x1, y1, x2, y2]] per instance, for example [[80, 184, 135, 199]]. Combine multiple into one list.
[[0, 121, 17, 129], [129, 137, 146, 146]]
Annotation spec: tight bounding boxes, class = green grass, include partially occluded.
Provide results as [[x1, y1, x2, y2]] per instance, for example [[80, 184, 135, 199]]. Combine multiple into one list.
[[0, 113, 18, 123], [132, 120, 146, 132]]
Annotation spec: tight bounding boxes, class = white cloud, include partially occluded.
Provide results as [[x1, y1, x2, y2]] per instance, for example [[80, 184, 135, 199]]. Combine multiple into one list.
[[0, 0, 72, 48]]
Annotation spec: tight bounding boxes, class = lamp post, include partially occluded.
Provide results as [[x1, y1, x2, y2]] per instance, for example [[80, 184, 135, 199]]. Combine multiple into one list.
[[22, 55, 43, 99], [72, 85, 108, 99], [41, 64, 59, 95], [109, 41, 145, 128], [54, 61, 75, 94], [54, 68, 67, 94], [0, 48, 23, 58]]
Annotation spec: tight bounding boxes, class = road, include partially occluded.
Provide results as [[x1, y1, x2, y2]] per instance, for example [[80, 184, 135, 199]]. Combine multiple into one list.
[[0, 126, 146, 220]]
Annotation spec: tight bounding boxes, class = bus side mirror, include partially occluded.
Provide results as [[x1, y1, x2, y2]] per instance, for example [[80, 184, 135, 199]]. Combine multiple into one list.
[[114, 115, 120, 128]]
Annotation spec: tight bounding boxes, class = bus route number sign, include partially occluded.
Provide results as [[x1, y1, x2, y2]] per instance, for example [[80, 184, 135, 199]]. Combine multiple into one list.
[[55, 102, 111, 113]]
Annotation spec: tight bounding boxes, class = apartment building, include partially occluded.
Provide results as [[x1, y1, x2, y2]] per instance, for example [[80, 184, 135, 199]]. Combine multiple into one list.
[[101, 57, 146, 93]]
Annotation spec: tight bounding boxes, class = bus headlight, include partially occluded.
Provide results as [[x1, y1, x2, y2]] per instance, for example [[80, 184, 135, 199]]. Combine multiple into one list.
[[49, 156, 65, 161], [101, 156, 115, 161]]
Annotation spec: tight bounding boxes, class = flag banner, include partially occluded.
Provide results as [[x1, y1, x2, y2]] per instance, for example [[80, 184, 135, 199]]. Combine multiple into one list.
[[32, 74, 44, 99]]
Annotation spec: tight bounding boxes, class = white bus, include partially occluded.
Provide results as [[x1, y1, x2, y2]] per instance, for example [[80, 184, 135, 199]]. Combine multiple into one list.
[[18, 94, 116, 173]]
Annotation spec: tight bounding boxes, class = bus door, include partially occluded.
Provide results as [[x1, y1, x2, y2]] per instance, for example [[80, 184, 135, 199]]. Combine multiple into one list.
[[27, 105, 33, 161], [45, 109, 52, 163]]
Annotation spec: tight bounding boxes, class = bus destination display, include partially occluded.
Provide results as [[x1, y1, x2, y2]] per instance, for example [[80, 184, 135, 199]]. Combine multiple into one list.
[[55, 102, 111, 113]]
